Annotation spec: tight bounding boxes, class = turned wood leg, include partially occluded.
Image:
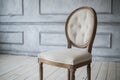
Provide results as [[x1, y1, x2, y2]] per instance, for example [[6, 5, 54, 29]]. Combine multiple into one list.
[[70, 68, 76, 80], [87, 64, 91, 80], [39, 62, 43, 80], [68, 69, 70, 80]]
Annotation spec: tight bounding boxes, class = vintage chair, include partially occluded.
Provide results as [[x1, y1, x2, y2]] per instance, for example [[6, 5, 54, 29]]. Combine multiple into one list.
[[38, 6, 97, 80]]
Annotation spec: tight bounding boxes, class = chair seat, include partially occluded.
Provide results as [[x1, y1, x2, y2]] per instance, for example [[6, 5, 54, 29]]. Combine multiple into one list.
[[38, 49, 91, 65]]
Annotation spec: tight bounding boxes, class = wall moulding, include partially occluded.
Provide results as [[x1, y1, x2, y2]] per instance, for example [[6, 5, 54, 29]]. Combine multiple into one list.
[[40, 0, 112, 15], [0, 31, 24, 44], [39, 32, 112, 48], [0, 0, 24, 16]]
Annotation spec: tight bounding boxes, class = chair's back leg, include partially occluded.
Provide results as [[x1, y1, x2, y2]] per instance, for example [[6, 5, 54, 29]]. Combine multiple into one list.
[[87, 64, 91, 80], [39, 63, 43, 80]]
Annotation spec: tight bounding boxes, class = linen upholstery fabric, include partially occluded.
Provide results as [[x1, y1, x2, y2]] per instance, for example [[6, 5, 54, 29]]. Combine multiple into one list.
[[67, 8, 94, 47], [38, 49, 91, 65]]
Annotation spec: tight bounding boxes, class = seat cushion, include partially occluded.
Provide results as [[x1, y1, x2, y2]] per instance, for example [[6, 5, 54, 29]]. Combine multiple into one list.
[[38, 49, 91, 65]]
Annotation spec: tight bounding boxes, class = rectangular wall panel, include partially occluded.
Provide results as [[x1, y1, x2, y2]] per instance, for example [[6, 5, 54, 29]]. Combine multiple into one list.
[[93, 33, 111, 48], [0, 32, 24, 44], [0, 0, 23, 16], [40, 33, 67, 46], [40, 0, 111, 14], [40, 32, 111, 48]]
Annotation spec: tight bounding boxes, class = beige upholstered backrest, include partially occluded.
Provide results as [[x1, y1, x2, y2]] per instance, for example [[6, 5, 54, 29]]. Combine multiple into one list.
[[65, 7, 97, 49]]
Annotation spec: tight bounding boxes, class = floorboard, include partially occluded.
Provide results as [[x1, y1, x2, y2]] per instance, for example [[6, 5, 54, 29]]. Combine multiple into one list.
[[96, 62, 108, 80], [116, 62, 120, 80], [107, 62, 116, 80]]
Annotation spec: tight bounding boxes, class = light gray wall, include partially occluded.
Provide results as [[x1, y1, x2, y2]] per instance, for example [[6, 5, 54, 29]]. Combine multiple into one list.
[[0, 0, 120, 61]]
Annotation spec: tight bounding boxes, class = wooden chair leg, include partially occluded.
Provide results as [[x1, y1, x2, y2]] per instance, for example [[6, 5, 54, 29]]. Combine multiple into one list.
[[39, 62, 43, 80], [68, 69, 70, 80], [70, 68, 76, 80], [87, 64, 91, 80]]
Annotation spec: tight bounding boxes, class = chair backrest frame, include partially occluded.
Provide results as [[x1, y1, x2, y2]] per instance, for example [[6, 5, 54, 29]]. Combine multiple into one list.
[[65, 6, 97, 53]]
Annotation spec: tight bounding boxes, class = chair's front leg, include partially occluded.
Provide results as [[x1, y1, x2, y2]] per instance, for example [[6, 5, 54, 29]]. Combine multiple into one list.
[[39, 62, 43, 80], [70, 68, 76, 80], [87, 64, 91, 80], [68, 69, 70, 80]]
